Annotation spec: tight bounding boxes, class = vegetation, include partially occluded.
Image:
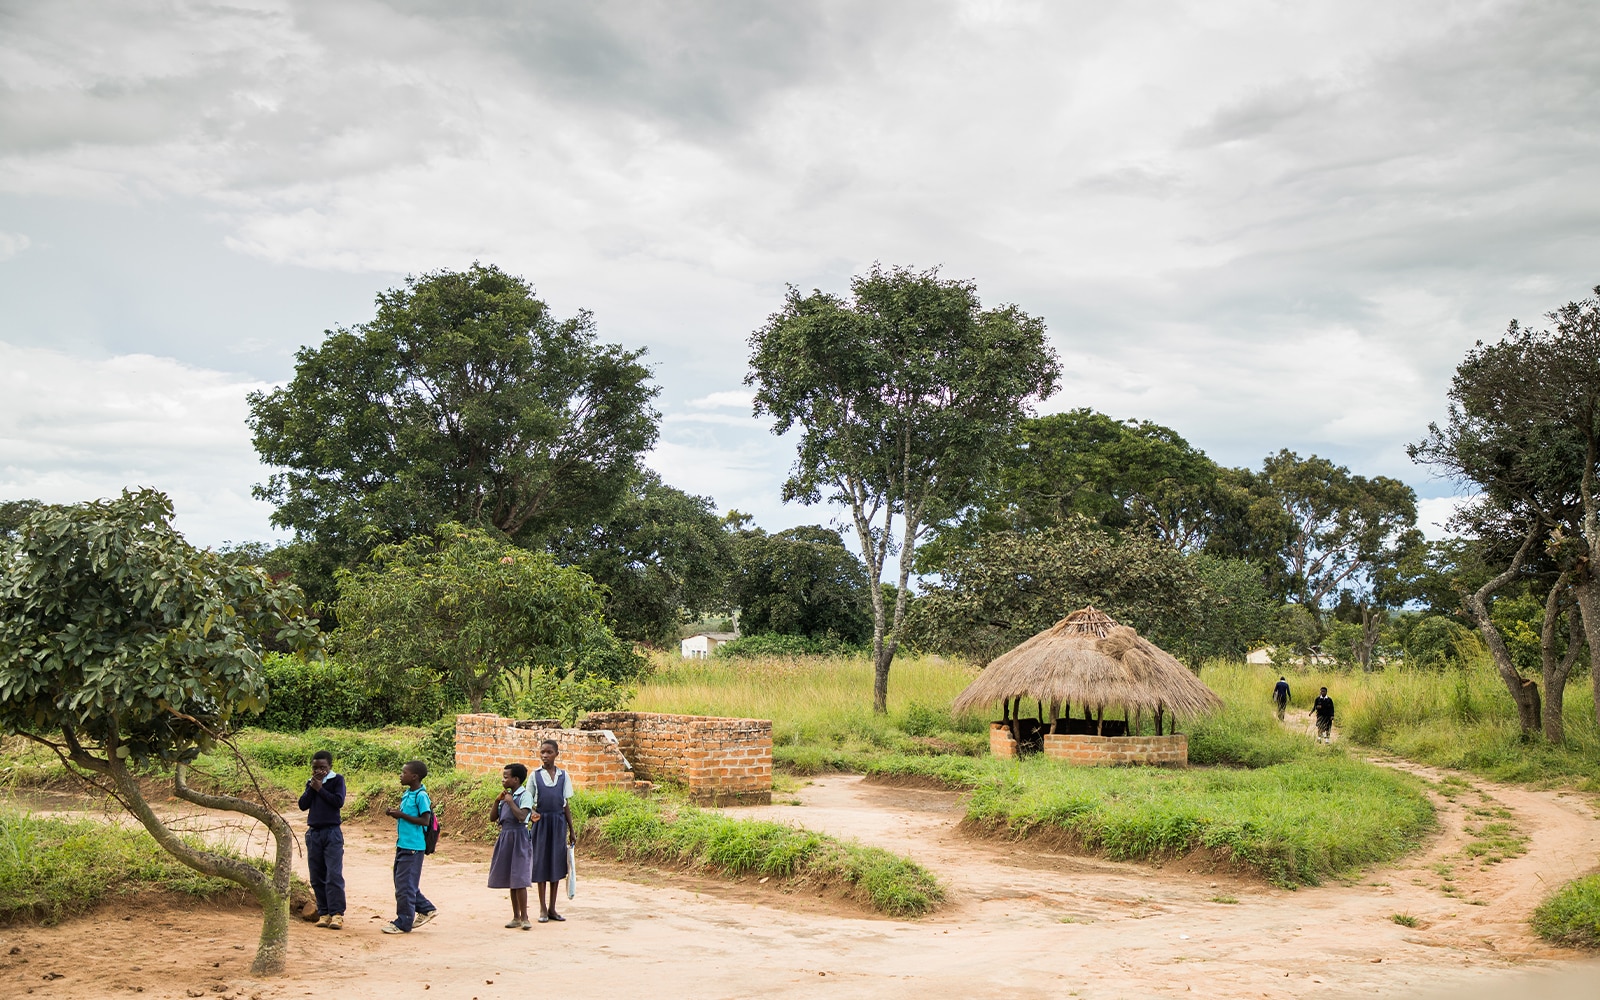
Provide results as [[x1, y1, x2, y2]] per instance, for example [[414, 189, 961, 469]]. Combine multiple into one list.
[[727, 522, 873, 643], [247, 263, 660, 614], [572, 789, 944, 916], [334, 523, 641, 713], [1533, 874, 1600, 950], [748, 263, 1061, 712], [0, 808, 258, 924], [0, 490, 317, 974]]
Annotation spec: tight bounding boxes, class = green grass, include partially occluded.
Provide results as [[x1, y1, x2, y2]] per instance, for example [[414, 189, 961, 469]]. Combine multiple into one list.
[[1533, 873, 1600, 950], [866, 751, 1433, 887], [570, 788, 944, 917], [1392, 912, 1420, 928], [1199, 660, 1600, 790], [0, 807, 256, 924]]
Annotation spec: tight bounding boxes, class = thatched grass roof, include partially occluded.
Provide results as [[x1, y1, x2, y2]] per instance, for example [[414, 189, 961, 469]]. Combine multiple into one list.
[[951, 607, 1223, 718]]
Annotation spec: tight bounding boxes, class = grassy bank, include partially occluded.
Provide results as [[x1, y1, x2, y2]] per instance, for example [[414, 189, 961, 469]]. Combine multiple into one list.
[[0, 807, 255, 924], [1533, 873, 1600, 950], [861, 751, 1432, 886], [572, 789, 944, 917]]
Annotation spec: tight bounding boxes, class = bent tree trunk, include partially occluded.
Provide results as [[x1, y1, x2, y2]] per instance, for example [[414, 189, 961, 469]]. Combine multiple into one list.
[[1539, 574, 1585, 744], [1466, 524, 1544, 736], [104, 754, 294, 975]]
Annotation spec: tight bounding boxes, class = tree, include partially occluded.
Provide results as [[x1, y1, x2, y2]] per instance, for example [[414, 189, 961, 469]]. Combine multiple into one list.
[[333, 524, 638, 713], [552, 472, 735, 646], [0, 498, 43, 541], [248, 264, 659, 611], [905, 518, 1207, 666], [729, 524, 873, 642], [919, 409, 1229, 570], [1255, 450, 1418, 618], [747, 264, 1060, 711], [1410, 295, 1593, 739], [0, 490, 318, 974]]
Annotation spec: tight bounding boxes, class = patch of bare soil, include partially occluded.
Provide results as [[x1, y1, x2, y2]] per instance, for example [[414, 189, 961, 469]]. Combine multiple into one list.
[[3, 761, 1598, 1000]]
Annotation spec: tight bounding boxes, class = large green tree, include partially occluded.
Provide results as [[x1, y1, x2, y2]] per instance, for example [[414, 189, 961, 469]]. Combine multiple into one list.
[[1254, 450, 1418, 618], [729, 523, 873, 642], [919, 409, 1230, 569], [747, 265, 1060, 712], [1411, 290, 1595, 738], [0, 491, 318, 974], [334, 524, 639, 713], [551, 472, 735, 646], [248, 264, 659, 610], [905, 517, 1273, 666]]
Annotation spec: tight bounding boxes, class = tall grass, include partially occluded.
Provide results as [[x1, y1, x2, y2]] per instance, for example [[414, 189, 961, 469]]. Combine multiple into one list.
[[0, 807, 253, 923], [1533, 873, 1600, 950], [1199, 660, 1600, 790], [633, 652, 990, 766]]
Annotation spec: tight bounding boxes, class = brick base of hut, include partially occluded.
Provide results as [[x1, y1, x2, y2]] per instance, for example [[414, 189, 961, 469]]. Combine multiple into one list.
[[990, 722, 1188, 766]]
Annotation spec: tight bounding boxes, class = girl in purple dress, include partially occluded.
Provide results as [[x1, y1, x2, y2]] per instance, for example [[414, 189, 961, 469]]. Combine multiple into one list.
[[528, 739, 574, 922], [486, 762, 533, 928]]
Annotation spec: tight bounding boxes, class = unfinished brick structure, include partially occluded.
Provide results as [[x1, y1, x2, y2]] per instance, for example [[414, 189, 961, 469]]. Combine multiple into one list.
[[454, 711, 772, 805], [582, 711, 772, 805], [989, 723, 1189, 766]]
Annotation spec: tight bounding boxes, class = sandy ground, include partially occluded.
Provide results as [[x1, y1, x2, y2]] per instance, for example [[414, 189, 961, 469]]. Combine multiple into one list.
[[2, 758, 1598, 1000]]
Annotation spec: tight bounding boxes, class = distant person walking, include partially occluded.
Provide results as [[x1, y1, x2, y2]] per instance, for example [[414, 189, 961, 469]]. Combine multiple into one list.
[[382, 760, 439, 934], [1272, 677, 1291, 722], [488, 762, 534, 929], [1310, 687, 1335, 743], [528, 739, 575, 923], [298, 750, 346, 930]]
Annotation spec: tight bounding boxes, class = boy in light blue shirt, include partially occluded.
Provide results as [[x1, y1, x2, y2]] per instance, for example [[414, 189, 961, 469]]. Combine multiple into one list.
[[382, 760, 438, 934]]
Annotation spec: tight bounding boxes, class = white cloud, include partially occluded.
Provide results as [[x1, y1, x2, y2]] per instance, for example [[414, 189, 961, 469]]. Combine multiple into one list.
[[1416, 494, 1476, 542], [0, 343, 282, 546], [0, 232, 28, 260]]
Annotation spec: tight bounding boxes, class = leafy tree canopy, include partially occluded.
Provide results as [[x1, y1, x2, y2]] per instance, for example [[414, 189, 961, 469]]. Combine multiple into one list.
[[249, 263, 660, 609], [552, 471, 735, 647], [730, 523, 873, 643], [747, 264, 1060, 711], [905, 517, 1271, 666], [333, 523, 640, 713], [0, 489, 318, 974], [919, 409, 1230, 569]]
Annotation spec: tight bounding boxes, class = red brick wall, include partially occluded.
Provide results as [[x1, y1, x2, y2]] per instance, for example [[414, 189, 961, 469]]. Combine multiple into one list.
[[583, 711, 772, 805], [455, 711, 774, 804], [990, 722, 1017, 758], [453, 714, 635, 791], [1041, 733, 1188, 766]]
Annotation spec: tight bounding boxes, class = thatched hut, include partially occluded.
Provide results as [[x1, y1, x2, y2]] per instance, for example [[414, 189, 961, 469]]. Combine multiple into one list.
[[951, 607, 1222, 765]]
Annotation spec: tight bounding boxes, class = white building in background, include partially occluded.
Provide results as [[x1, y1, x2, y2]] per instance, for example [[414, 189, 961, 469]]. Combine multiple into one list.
[[680, 632, 738, 659]]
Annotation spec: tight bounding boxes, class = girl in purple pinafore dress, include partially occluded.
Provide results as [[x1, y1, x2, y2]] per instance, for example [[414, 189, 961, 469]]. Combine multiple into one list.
[[529, 739, 575, 922], [486, 762, 534, 928]]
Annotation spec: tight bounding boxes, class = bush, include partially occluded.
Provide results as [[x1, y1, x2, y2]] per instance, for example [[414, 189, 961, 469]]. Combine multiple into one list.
[[1533, 873, 1600, 949], [485, 669, 631, 726], [255, 653, 452, 731], [1404, 616, 1476, 670]]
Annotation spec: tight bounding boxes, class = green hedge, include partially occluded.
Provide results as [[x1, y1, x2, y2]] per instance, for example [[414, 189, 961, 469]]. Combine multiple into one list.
[[253, 653, 454, 731]]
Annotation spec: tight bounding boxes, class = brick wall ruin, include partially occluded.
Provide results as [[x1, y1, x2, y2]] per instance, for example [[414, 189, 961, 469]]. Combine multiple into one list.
[[990, 722, 1188, 766], [455, 711, 773, 804]]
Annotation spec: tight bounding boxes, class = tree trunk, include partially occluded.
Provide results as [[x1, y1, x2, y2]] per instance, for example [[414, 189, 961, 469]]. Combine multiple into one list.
[[98, 750, 293, 975], [1539, 574, 1584, 744], [1465, 523, 1545, 736], [1570, 578, 1600, 728]]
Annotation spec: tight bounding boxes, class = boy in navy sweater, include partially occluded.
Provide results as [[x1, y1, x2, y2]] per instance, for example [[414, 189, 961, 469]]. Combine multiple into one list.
[[298, 750, 347, 929]]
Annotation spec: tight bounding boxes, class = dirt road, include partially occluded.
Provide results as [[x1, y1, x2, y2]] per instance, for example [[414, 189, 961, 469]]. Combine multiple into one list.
[[2, 766, 1596, 1000]]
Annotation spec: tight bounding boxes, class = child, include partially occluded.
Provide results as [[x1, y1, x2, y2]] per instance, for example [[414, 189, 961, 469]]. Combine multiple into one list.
[[487, 762, 534, 929], [382, 760, 439, 934], [297, 750, 347, 930], [528, 739, 575, 923], [1310, 686, 1336, 743]]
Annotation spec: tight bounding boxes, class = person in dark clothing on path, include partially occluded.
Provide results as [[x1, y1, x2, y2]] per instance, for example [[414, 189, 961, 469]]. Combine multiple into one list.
[[1272, 677, 1291, 722], [298, 750, 347, 929], [1310, 687, 1335, 743]]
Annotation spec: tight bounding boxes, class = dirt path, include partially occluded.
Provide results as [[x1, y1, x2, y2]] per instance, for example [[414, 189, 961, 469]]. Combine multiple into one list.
[[3, 765, 1598, 1000]]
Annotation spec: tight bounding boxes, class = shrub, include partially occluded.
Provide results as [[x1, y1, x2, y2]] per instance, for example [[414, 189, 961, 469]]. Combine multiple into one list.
[[713, 633, 867, 659], [1533, 873, 1600, 949], [255, 653, 452, 730], [1404, 616, 1476, 671], [485, 669, 631, 726]]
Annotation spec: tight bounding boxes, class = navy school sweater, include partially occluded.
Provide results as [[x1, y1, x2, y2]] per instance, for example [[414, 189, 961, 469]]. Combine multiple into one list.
[[298, 773, 347, 828]]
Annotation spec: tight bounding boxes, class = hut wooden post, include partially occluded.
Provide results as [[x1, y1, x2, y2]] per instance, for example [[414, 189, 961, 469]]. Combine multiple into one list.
[[1095, 705, 1104, 736], [1155, 703, 1164, 736]]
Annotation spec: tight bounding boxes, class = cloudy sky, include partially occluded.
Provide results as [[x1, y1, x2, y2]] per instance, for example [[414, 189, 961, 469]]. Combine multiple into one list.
[[1, 0, 1597, 547]]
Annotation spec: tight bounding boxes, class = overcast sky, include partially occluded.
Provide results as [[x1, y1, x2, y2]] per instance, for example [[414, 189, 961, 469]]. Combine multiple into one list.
[[2, 0, 1597, 547]]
